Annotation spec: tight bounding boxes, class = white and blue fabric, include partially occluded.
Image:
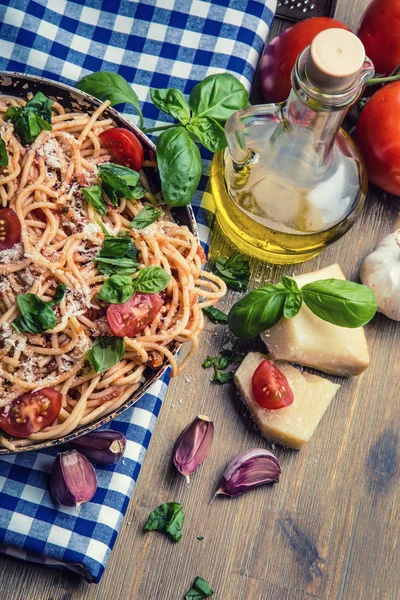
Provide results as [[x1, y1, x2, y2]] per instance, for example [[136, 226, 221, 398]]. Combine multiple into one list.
[[0, 0, 277, 583]]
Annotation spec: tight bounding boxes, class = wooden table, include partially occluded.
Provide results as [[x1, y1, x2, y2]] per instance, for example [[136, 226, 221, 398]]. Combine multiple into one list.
[[3, 1, 400, 598]]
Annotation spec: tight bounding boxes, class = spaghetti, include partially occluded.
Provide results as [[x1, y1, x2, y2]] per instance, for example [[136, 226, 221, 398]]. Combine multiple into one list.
[[0, 95, 226, 450]]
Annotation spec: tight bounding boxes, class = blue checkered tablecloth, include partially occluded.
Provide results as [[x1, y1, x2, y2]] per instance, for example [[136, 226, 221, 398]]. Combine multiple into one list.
[[0, 0, 277, 583]]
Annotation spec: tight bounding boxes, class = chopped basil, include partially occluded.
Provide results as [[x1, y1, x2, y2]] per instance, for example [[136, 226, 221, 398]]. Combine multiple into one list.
[[202, 306, 228, 324], [215, 254, 250, 291], [0, 135, 8, 167], [6, 92, 53, 145], [202, 349, 244, 384], [212, 370, 234, 384], [95, 236, 139, 276], [144, 502, 184, 542], [185, 576, 214, 599], [130, 205, 162, 229], [98, 163, 143, 206], [81, 185, 107, 216], [11, 284, 66, 334], [87, 336, 125, 374], [98, 266, 170, 304]]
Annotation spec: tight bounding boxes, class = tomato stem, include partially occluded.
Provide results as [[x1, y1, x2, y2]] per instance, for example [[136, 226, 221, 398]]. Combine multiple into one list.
[[142, 124, 177, 134], [366, 74, 400, 86]]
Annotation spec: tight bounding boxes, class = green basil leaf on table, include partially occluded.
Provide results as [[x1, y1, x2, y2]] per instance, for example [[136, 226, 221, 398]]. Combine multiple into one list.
[[202, 306, 228, 324], [228, 284, 287, 339], [144, 502, 184, 542], [280, 275, 300, 293], [186, 116, 227, 153], [11, 284, 66, 334], [0, 135, 8, 167], [214, 254, 250, 291], [150, 88, 191, 125], [189, 73, 249, 123], [301, 278, 377, 328], [283, 292, 303, 319], [156, 126, 202, 207], [132, 265, 171, 294], [215, 349, 245, 370], [95, 236, 139, 276], [6, 92, 53, 145], [98, 163, 141, 206], [98, 274, 135, 304], [130, 205, 162, 229], [212, 369, 234, 384], [185, 576, 214, 599], [87, 336, 125, 374], [81, 185, 107, 216], [77, 71, 144, 128]]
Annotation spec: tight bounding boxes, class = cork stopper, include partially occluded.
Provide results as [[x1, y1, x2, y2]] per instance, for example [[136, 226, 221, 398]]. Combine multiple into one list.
[[306, 29, 366, 93]]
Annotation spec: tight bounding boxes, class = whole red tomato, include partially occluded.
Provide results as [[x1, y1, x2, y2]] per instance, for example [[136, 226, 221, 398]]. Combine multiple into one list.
[[358, 0, 400, 76], [260, 17, 350, 103], [355, 82, 400, 197]]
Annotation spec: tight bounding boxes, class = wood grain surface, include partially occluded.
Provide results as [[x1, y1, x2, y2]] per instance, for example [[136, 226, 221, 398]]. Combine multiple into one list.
[[2, 1, 400, 598]]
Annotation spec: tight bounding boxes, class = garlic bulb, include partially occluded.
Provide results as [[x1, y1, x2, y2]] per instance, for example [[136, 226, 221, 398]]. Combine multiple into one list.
[[360, 229, 400, 321]]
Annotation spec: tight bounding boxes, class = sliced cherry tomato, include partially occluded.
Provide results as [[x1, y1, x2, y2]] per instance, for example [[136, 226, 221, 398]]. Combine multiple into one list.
[[99, 128, 144, 171], [107, 293, 164, 337], [0, 388, 62, 437], [0, 208, 22, 251], [252, 359, 294, 410]]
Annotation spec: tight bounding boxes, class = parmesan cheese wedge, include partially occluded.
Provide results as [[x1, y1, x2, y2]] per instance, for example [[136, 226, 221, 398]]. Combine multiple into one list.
[[234, 352, 340, 449], [261, 263, 370, 377]]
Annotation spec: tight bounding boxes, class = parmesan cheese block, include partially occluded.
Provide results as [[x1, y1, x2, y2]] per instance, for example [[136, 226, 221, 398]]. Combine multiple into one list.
[[234, 352, 340, 449], [261, 263, 370, 377]]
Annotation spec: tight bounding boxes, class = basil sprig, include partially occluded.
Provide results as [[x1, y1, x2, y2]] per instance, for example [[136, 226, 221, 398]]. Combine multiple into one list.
[[130, 205, 162, 229], [77, 71, 144, 128], [81, 185, 107, 215], [98, 266, 170, 304], [215, 254, 250, 292], [144, 502, 184, 542], [95, 236, 139, 276], [98, 163, 146, 206], [228, 277, 377, 340], [185, 577, 214, 599], [6, 92, 53, 145], [11, 284, 67, 334], [202, 306, 228, 324], [87, 336, 125, 374], [0, 135, 8, 167]]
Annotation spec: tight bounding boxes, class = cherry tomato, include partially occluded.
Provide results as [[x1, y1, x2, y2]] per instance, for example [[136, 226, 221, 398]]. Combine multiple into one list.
[[358, 0, 400, 76], [99, 128, 144, 171], [252, 359, 294, 410], [260, 17, 350, 103], [0, 208, 22, 251], [354, 82, 400, 197], [107, 293, 164, 337], [0, 388, 62, 437]]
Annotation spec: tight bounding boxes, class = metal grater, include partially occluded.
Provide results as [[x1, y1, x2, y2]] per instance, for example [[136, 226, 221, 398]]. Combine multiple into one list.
[[276, 0, 338, 22]]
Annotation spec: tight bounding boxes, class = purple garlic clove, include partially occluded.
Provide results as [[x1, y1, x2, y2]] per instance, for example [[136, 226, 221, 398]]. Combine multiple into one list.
[[173, 415, 214, 483], [51, 450, 97, 509], [217, 448, 281, 498], [66, 429, 126, 465]]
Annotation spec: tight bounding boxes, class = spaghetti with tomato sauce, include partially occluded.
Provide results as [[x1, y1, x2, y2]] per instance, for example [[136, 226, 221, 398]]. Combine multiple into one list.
[[0, 94, 226, 450]]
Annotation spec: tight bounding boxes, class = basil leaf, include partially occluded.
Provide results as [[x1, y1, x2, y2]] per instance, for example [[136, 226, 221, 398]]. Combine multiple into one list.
[[215, 254, 250, 291], [212, 367, 234, 384], [99, 236, 138, 259], [216, 349, 244, 370], [283, 292, 303, 319], [185, 576, 214, 599], [187, 116, 227, 153], [302, 278, 377, 328], [95, 236, 139, 276], [98, 163, 141, 206], [228, 285, 287, 339], [0, 135, 8, 167], [157, 126, 202, 207], [87, 336, 125, 374], [202, 306, 228, 324], [25, 91, 53, 122], [133, 266, 170, 293], [130, 206, 162, 229], [81, 185, 107, 216], [280, 276, 300, 293], [11, 284, 66, 334], [202, 356, 218, 369], [77, 71, 143, 128], [144, 502, 184, 542], [98, 274, 135, 304], [6, 92, 53, 145], [95, 257, 139, 276], [150, 88, 191, 125], [189, 73, 249, 124]]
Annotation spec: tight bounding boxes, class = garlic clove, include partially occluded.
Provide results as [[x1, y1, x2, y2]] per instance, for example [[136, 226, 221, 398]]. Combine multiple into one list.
[[173, 415, 214, 483], [66, 429, 126, 465], [217, 448, 281, 497], [51, 450, 97, 509]]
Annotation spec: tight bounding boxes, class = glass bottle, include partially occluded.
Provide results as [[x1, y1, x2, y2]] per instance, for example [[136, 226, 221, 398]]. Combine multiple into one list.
[[210, 29, 375, 264]]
